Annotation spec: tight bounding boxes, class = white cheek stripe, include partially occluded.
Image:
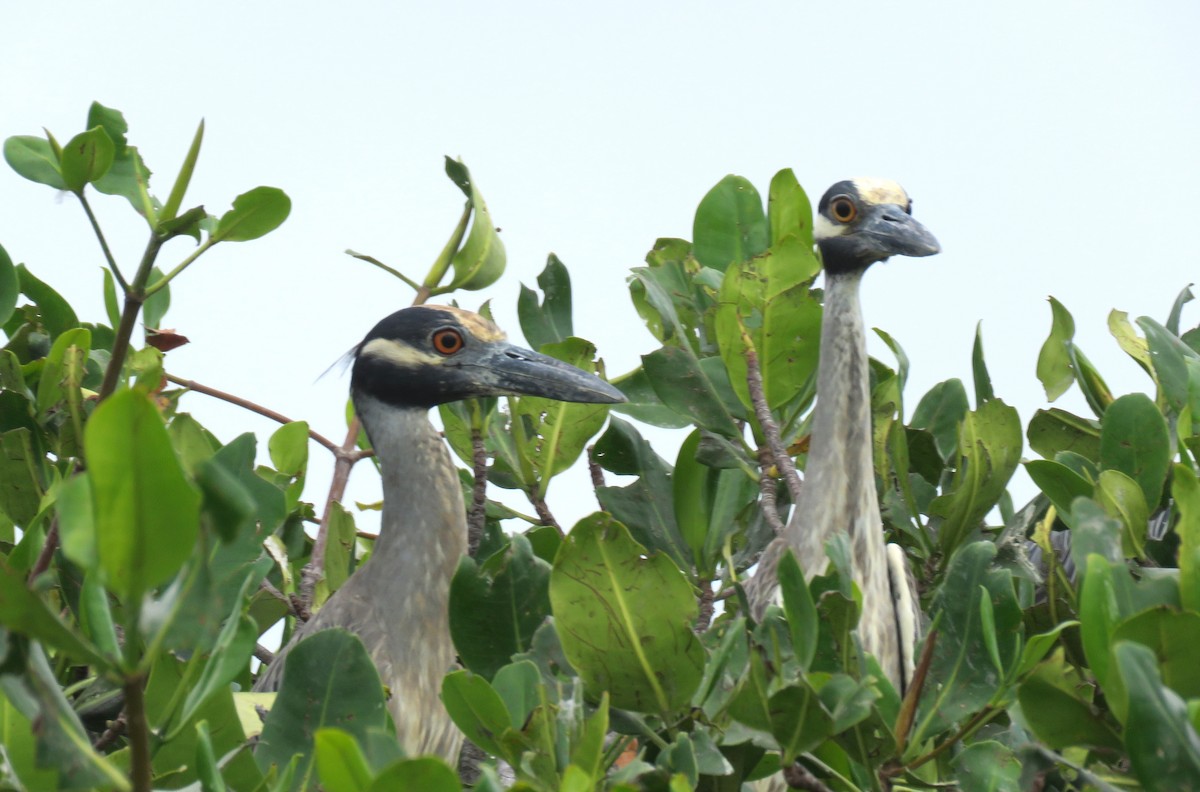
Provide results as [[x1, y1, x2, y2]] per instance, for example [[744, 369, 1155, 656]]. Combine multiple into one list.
[[814, 214, 847, 240], [360, 337, 443, 368]]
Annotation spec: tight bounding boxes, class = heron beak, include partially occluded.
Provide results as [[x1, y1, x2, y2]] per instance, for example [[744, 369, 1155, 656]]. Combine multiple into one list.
[[474, 343, 627, 404], [859, 204, 941, 259]]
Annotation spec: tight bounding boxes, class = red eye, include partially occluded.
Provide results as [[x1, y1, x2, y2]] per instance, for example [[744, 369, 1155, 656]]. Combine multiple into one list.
[[432, 327, 464, 355], [831, 196, 858, 223]]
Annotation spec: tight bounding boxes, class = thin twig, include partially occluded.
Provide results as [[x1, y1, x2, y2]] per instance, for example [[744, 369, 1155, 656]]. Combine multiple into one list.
[[299, 420, 362, 610], [744, 339, 803, 504], [27, 519, 60, 584], [260, 579, 308, 621], [77, 192, 127, 291], [253, 644, 275, 666], [757, 446, 787, 537], [467, 428, 488, 556], [893, 629, 938, 756], [587, 444, 605, 490], [165, 373, 344, 455], [92, 715, 127, 751], [528, 493, 561, 534], [782, 761, 835, 792], [695, 581, 715, 633]]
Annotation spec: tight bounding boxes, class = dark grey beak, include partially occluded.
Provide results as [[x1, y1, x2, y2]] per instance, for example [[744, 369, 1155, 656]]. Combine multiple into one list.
[[859, 204, 941, 259], [472, 343, 626, 404]]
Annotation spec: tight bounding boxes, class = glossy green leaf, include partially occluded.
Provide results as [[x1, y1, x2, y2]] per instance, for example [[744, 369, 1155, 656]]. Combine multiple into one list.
[[517, 254, 572, 350], [449, 534, 551, 679], [3, 135, 66, 189], [1070, 345, 1113, 417], [1114, 641, 1200, 789], [177, 602, 259, 733], [1025, 459, 1092, 519], [0, 428, 43, 528], [715, 236, 822, 410], [195, 451, 258, 544], [929, 399, 1023, 554], [315, 728, 373, 792], [316, 502, 357, 607], [1017, 649, 1121, 751], [1036, 296, 1076, 401], [86, 101, 155, 219], [440, 670, 509, 758], [85, 389, 200, 601], [609, 365, 693, 429], [0, 243, 18, 327], [693, 175, 769, 272], [1016, 620, 1078, 678], [911, 378, 969, 460], [161, 118, 205, 223], [1096, 469, 1149, 558], [444, 157, 505, 291], [17, 263, 79, 338], [194, 720, 228, 792], [1099, 393, 1170, 508], [768, 684, 833, 764], [268, 421, 309, 478], [0, 560, 109, 667], [256, 630, 389, 790], [366, 757, 461, 792], [550, 514, 706, 713], [1026, 407, 1101, 461], [60, 126, 114, 192], [491, 660, 541, 729], [1107, 608, 1200, 725], [212, 186, 291, 242], [767, 168, 813, 249], [641, 345, 741, 438], [1139, 316, 1199, 414], [0, 690, 60, 790]]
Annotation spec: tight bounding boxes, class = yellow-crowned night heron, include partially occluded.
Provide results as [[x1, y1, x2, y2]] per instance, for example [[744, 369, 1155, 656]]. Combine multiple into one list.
[[746, 178, 940, 694], [255, 305, 624, 760]]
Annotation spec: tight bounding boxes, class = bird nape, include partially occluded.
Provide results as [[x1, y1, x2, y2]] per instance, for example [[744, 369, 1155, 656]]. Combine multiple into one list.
[[253, 305, 624, 763], [746, 178, 940, 697]]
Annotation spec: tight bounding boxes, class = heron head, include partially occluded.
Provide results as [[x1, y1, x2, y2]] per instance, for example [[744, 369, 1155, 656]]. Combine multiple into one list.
[[351, 305, 625, 409], [814, 178, 940, 274]]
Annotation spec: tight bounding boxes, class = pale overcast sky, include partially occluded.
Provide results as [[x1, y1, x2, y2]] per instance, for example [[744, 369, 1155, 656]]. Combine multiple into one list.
[[4, 2, 1198, 530]]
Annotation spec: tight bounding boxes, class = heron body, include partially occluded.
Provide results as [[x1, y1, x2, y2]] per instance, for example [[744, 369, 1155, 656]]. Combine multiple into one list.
[[255, 305, 624, 762], [747, 178, 939, 694]]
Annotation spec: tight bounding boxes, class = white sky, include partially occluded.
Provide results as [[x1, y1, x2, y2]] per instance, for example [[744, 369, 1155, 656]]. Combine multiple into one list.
[[3, 2, 1199, 533]]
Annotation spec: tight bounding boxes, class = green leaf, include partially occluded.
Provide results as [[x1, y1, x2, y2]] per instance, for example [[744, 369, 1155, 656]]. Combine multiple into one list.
[[17, 263, 79, 338], [491, 660, 541, 729], [1099, 393, 1170, 508], [1167, 284, 1194, 335], [950, 741, 1022, 792], [693, 175, 769, 272], [513, 338, 612, 497], [0, 428, 44, 528], [440, 670, 511, 758], [177, 602, 259, 731], [60, 126, 115, 192], [971, 322, 995, 404], [609, 365, 693, 429], [143, 266, 171, 330], [3, 135, 66, 189], [256, 630, 389, 790], [1016, 650, 1122, 751], [641, 345, 742, 438], [269, 421, 310, 478], [911, 378, 969, 460], [212, 186, 291, 242], [161, 119, 205, 223], [914, 542, 1022, 740], [1114, 641, 1200, 790], [366, 758, 461, 792], [550, 514, 706, 713], [517, 254, 572, 350], [768, 684, 833, 764], [1036, 296, 1076, 401], [0, 689, 60, 790], [195, 720, 228, 792], [715, 237, 822, 411], [85, 389, 201, 601], [0, 560, 110, 667], [1139, 316, 1199, 414], [1175, 465, 1200, 613], [1026, 407, 1101, 461], [0, 243, 18, 327], [1015, 621, 1079, 677], [443, 157, 505, 291], [767, 168, 814, 249], [449, 534, 551, 679], [86, 102, 156, 220], [315, 728, 373, 792], [195, 452, 258, 543], [777, 550, 818, 671], [1025, 459, 1092, 519], [1096, 469, 1150, 558], [929, 399, 1023, 554], [1107, 608, 1200, 725]]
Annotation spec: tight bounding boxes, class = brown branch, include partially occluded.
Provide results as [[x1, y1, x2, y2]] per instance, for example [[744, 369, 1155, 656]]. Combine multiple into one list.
[[299, 419, 363, 610], [28, 519, 60, 584], [165, 373, 342, 455], [782, 761, 835, 792], [92, 714, 126, 751], [467, 428, 489, 556], [892, 629, 938, 757], [745, 342, 803, 504], [253, 644, 276, 666], [260, 579, 309, 622], [757, 447, 787, 538], [695, 581, 715, 633], [587, 444, 606, 490], [528, 492, 561, 534]]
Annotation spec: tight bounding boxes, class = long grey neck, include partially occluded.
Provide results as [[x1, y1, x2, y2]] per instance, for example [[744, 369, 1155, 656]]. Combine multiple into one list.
[[352, 392, 468, 580]]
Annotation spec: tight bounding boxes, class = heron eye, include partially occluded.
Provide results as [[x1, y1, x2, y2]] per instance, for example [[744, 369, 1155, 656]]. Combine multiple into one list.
[[831, 196, 857, 223], [432, 328, 465, 355]]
